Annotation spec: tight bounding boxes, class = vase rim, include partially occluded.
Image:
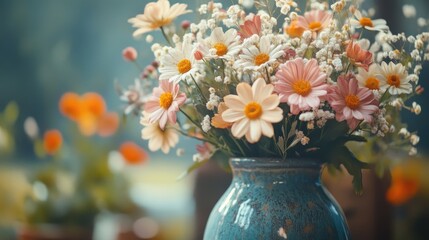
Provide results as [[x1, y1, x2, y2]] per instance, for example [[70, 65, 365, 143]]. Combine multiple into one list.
[[230, 157, 322, 169]]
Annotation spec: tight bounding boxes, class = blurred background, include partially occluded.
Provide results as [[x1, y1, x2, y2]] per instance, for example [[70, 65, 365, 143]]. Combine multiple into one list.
[[0, 0, 428, 239]]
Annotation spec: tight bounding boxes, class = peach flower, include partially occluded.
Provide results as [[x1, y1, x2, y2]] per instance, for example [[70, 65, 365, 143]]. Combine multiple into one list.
[[346, 41, 373, 71], [128, 0, 191, 37]]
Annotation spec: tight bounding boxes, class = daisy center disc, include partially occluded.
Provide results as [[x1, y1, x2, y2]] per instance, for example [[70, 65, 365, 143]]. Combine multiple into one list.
[[292, 80, 312, 96], [254, 53, 270, 66], [345, 95, 360, 110], [214, 43, 228, 56], [177, 59, 192, 74], [359, 17, 374, 27], [244, 102, 263, 120], [387, 74, 401, 87], [159, 92, 173, 109], [365, 77, 380, 90], [309, 21, 322, 31]]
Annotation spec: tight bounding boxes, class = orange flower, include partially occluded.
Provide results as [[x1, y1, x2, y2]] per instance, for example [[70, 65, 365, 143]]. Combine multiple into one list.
[[286, 20, 304, 38], [43, 129, 63, 155], [77, 112, 98, 136], [59, 92, 82, 121], [97, 112, 120, 137], [59, 92, 114, 137], [119, 141, 148, 164], [386, 166, 420, 205], [82, 92, 106, 118], [211, 102, 232, 129], [346, 41, 373, 71]]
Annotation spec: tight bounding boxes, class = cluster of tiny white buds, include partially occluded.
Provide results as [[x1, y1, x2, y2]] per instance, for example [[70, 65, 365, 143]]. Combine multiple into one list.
[[206, 90, 220, 110], [176, 148, 185, 157], [145, 35, 154, 43], [390, 98, 404, 109], [301, 136, 310, 145], [331, 0, 346, 13], [192, 153, 204, 162], [370, 109, 389, 137], [411, 102, 422, 115], [409, 147, 418, 156], [402, 4, 416, 18], [410, 134, 420, 146], [399, 128, 411, 138], [417, 18, 427, 27], [201, 115, 211, 133]]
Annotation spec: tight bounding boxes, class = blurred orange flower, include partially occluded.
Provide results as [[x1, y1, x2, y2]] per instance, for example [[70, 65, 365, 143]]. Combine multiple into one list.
[[59, 92, 82, 121], [59, 92, 118, 136], [97, 112, 120, 137], [119, 141, 148, 164], [43, 129, 63, 155], [386, 165, 420, 205]]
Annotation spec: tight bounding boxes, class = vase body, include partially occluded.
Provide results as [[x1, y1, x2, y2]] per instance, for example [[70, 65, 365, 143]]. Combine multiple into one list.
[[203, 158, 350, 240]]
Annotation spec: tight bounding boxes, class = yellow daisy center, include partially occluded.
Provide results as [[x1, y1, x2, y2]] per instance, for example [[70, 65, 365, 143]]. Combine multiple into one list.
[[359, 17, 374, 27], [345, 95, 360, 110], [150, 18, 172, 29], [292, 80, 312, 96], [387, 74, 401, 87], [365, 77, 380, 90], [308, 21, 322, 31], [177, 59, 192, 74], [244, 102, 263, 120], [159, 92, 173, 109], [213, 43, 228, 56], [254, 53, 270, 66]]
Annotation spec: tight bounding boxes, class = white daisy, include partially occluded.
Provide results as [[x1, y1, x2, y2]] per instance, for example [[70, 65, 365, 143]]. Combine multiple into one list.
[[350, 10, 389, 32], [140, 112, 179, 154], [198, 27, 241, 60], [234, 36, 284, 71], [159, 40, 198, 82], [356, 64, 382, 91], [378, 62, 411, 95]]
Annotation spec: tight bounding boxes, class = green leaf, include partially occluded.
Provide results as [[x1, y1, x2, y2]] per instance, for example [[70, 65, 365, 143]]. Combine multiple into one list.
[[210, 149, 231, 172], [324, 145, 370, 195], [320, 120, 349, 143], [176, 159, 209, 181], [4, 101, 19, 124]]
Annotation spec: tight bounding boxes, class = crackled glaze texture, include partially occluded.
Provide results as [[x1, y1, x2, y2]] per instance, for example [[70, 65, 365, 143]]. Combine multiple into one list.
[[203, 158, 350, 240]]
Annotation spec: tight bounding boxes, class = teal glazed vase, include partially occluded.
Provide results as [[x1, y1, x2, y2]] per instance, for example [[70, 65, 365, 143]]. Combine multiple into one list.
[[203, 158, 350, 240]]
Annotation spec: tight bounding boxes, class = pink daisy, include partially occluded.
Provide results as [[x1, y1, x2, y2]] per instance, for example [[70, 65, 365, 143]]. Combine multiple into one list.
[[297, 10, 332, 37], [274, 58, 328, 115], [238, 14, 262, 40], [328, 76, 379, 130], [144, 80, 187, 130]]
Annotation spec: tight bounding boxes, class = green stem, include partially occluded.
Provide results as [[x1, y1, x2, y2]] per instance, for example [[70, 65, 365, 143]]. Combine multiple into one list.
[[160, 26, 173, 46], [179, 108, 203, 132], [191, 75, 208, 102]]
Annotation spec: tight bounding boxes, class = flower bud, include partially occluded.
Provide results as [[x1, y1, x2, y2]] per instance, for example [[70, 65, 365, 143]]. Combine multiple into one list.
[[181, 20, 191, 30], [122, 47, 138, 62], [194, 50, 204, 60]]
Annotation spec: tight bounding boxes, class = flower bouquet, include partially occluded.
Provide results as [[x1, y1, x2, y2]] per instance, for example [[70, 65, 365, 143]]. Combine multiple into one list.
[[118, 0, 429, 238], [121, 0, 428, 192]]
